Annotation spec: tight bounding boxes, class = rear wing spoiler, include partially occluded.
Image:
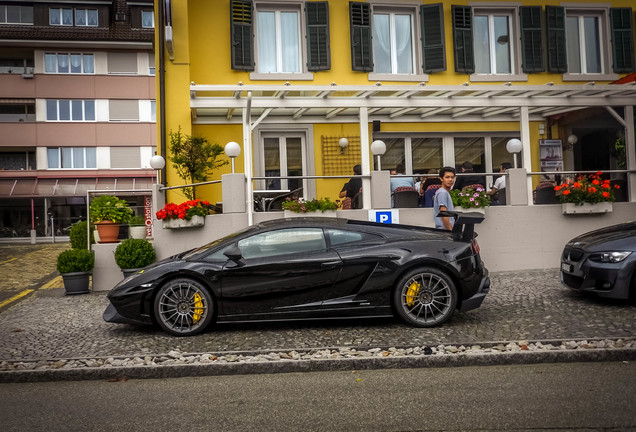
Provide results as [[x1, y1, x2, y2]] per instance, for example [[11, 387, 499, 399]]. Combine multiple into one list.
[[436, 211, 485, 241]]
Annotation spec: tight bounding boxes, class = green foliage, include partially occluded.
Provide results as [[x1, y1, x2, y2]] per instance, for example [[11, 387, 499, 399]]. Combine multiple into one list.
[[450, 187, 491, 208], [129, 215, 146, 226], [282, 197, 340, 213], [89, 195, 133, 224], [114, 239, 157, 269], [69, 221, 95, 249], [614, 138, 626, 169], [169, 126, 229, 200], [555, 172, 617, 205], [56, 249, 94, 274]]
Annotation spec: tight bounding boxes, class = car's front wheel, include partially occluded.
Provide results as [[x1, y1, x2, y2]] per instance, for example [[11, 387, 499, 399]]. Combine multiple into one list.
[[153, 278, 215, 336], [393, 267, 458, 327]]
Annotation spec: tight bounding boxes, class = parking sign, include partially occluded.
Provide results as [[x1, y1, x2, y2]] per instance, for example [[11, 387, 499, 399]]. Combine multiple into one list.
[[368, 210, 399, 224]]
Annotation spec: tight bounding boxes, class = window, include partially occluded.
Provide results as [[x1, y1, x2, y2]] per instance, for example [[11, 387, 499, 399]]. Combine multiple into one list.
[[47, 147, 96, 169], [150, 101, 156, 122], [412, 138, 443, 174], [45, 53, 94, 74], [46, 100, 95, 121], [326, 229, 381, 246], [350, 2, 445, 79], [148, 53, 155, 75], [256, 7, 301, 73], [109, 100, 139, 121], [238, 228, 326, 259], [110, 147, 141, 169], [0, 5, 34, 24], [49, 8, 97, 26], [474, 13, 513, 75], [261, 135, 304, 191], [141, 10, 154, 28], [230, 0, 330, 77], [566, 13, 602, 74], [373, 10, 414, 74], [107, 52, 138, 74]]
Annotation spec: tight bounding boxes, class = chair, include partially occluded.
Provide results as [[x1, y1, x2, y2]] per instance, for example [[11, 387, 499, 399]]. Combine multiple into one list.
[[266, 188, 303, 211], [393, 189, 420, 208], [351, 191, 362, 209], [423, 184, 441, 208], [462, 183, 485, 191], [535, 186, 558, 204], [497, 188, 507, 205]]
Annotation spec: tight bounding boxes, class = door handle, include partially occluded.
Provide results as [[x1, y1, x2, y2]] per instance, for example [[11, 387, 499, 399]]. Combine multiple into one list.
[[321, 261, 342, 268]]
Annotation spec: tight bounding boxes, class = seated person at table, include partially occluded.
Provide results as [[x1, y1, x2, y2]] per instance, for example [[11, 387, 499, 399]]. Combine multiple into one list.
[[339, 164, 362, 209], [453, 161, 485, 190], [390, 163, 414, 193]]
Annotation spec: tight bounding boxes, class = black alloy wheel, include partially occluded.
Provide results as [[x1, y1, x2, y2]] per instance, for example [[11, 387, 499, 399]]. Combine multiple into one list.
[[153, 278, 215, 336]]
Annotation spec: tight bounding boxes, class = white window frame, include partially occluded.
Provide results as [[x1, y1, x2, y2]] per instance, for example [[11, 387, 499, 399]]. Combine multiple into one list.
[[469, 6, 527, 82], [49, 8, 73, 26], [368, 4, 428, 83], [0, 5, 34, 24], [141, 10, 154, 28], [44, 53, 94, 74], [46, 100, 95, 122], [47, 147, 97, 169], [562, 7, 617, 82], [75, 9, 98, 27], [250, 1, 313, 81]]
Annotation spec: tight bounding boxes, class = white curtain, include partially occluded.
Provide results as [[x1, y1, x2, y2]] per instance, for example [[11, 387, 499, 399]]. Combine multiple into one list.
[[57, 54, 69, 73], [70, 54, 82, 73], [257, 12, 276, 73], [45, 54, 56, 73], [75, 10, 86, 26], [86, 148, 97, 168], [373, 14, 391, 73], [83, 54, 94, 73], [394, 14, 412, 74], [280, 12, 300, 73]]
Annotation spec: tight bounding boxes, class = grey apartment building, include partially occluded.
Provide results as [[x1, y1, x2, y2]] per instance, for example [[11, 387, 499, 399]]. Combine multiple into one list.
[[0, 0, 155, 237]]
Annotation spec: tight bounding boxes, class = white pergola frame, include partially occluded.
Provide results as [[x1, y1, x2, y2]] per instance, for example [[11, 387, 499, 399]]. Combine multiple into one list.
[[189, 82, 636, 224]]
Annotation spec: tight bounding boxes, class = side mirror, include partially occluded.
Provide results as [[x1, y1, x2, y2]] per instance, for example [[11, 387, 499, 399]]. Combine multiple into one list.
[[223, 244, 243, 262]]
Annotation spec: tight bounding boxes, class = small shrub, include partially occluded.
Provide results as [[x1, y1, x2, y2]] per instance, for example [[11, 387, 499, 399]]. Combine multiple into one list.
[[69, 221, 95, 249], [281, 197, 340, 213], [129, 215, 146, 226], [57, 249, 94, 274], [90, 195, 133, 224], [114, 239, 156, 269]]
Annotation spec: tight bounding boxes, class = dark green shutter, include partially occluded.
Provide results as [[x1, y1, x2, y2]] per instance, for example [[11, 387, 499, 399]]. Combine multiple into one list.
[[420, 3, 446, 73], [520, 6, 544, 72], [349, 2, 372, 72], [306, 1, 331, 71], [230, 0, 254, 71], [545, 6, 566, 73], [610, 8, 635, 73], [452, 5, 474, 74]]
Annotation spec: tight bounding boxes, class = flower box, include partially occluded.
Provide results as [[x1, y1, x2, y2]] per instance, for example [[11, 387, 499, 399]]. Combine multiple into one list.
[[455, 206, 486, 215], [284, 210, 337, 218], [162, 215, 206, 229], [562, 202, 612, 215]]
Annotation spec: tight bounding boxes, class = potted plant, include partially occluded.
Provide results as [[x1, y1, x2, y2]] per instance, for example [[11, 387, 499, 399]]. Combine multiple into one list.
[[156, 199, 215, 228], [114, 238, 157, 277], [69, 220, 95, 249], [89, 195, 133, 243], [281, 197, 340, 217], [128, 215, 147, 239], [57, 249, 94, 295], [555, 172, 619, 214], [450, 187, 491, 214]]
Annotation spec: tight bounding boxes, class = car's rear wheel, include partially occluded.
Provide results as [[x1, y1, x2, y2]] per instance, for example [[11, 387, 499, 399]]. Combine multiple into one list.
[[153, 278, 215, 336], [393, 267, 458, 327]]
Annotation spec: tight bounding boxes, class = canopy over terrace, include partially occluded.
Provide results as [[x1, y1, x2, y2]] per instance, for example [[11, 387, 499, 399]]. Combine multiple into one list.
[[189, 83, 636, 219]]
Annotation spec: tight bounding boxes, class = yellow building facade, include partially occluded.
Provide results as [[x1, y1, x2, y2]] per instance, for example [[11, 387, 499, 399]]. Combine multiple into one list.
[[155, 0, 636, 208]]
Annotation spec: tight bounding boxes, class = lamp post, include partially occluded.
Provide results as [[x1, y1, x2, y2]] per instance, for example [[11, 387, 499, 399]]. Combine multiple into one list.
[[339, 137, 348, 154], [506, 138, 522, 168], [150, 154, 166, 184], [371, 140, 386, 171], [225, 141, 241, 173]]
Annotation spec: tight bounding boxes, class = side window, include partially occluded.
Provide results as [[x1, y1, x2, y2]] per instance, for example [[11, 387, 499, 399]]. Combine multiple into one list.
[[326, 229, 381, 246], [237, 228, 326, 259]]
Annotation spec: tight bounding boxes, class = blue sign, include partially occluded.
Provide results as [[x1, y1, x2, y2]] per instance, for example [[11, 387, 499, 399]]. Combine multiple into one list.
[[368, 210, 399, 224]]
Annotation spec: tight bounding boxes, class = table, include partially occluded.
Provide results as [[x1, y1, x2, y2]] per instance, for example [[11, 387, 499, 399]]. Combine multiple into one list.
[[253, 189, 290, 212]]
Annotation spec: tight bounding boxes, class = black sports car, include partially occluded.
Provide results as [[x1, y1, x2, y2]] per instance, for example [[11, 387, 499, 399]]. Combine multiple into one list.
[[561, 221, 636, 300], [104, 215, 490, 336]]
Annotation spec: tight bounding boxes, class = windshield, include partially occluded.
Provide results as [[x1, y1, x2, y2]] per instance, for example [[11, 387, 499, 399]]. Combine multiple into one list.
[[180, 225, 256, 260]]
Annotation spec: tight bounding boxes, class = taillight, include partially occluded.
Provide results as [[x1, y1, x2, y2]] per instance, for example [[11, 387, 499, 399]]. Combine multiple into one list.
[[472, 240, 480, 255]]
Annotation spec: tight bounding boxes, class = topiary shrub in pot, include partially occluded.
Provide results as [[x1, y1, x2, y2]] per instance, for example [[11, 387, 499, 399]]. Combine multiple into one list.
[[69, 220, 95, 249], [128, 215, 147, 239], [56, 249, 94, 295], [114, 238, 156, 278]]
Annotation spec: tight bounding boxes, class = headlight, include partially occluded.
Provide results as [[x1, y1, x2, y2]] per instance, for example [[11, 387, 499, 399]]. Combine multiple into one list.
[[589, 251, 632, 263]]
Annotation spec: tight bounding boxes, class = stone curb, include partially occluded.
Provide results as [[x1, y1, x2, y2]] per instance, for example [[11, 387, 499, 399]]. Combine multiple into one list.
[[1, 347, 634, 384]]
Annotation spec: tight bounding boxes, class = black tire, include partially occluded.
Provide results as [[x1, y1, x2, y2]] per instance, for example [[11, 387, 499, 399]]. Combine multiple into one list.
[[153, 278, 215, 336], [393, 267, 458, 327]]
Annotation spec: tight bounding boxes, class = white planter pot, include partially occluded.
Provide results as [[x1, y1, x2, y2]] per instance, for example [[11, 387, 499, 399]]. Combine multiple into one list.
[[562, 202, 613, 215], [455, 206, 486, 215], [162, 215, 206, 229], [284, 210, 338, 218], [129, 226, 147, 239], [93, 230, 100, 243]]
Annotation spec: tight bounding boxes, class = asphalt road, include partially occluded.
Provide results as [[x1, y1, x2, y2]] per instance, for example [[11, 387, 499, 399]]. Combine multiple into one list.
[[1, 362, 634, 431]]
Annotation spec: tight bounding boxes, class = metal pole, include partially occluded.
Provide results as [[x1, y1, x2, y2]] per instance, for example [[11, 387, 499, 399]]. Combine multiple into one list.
[[51, 216, 55, 244]]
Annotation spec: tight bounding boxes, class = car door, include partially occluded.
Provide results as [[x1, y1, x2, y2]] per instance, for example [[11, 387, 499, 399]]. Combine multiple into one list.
[[220, 227, 342, 319]]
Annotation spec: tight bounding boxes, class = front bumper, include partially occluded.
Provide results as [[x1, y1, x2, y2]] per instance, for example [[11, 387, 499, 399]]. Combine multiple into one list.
[[560, 258, 632, 300]]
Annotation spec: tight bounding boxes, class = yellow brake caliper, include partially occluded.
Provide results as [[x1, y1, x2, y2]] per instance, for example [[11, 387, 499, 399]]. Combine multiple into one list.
[[405, 281, 420, 306], [192, 293, 204, 323]]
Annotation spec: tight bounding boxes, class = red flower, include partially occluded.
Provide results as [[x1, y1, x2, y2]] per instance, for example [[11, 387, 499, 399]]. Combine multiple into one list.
[[592, 179, 600, 185], [554, 185, 561, 191], [614, 184, 621, 189], [588, 187, 596, 193], [602, 191, 610, 198], [573, 182, 581, 188], [563, 190, 571, 195]]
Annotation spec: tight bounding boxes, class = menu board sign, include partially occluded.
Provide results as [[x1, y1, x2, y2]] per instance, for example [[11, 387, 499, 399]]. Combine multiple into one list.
[[539, 139, 563, 173]]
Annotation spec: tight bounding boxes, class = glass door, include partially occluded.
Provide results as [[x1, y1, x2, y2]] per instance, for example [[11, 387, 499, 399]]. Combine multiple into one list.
[[261, 134, 306, 194]]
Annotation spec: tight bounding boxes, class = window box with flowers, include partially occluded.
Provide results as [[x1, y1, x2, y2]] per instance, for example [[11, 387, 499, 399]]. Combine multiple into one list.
[[555, 172, 619, 215], [450, 187, 491, 215], [156, 199, 215, 228], [282, 197, 340, 217]]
